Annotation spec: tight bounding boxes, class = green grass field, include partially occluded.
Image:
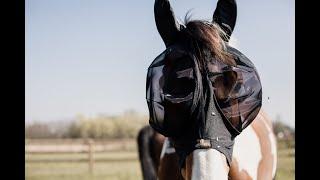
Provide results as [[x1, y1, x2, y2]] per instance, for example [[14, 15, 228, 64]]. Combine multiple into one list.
[[275, 148, 295, 180], [26, 151, 142, 180], [26, 140, 294, 180]]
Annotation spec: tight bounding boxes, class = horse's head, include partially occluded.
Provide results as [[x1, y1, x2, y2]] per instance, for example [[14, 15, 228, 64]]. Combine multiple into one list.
[[158, 20, 238, 179], [150, 13, 239, 180], [150, 1, 262, 179]]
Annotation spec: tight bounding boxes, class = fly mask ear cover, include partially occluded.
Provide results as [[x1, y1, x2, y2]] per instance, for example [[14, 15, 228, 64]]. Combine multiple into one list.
[[146, 45, 203, 138]]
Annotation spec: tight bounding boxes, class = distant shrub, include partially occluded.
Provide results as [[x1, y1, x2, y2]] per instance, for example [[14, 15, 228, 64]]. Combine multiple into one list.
[[26, 111, 149, 139], [67, 111, 148, 139], [25, 122, 58, 138], [272, 120, 295, 149]]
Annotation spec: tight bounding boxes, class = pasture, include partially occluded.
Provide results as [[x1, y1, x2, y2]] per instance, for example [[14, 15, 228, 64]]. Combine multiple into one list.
[[25, 139, 294, 180]]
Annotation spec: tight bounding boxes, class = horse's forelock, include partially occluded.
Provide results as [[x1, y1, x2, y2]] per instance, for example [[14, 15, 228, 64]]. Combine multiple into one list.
[[181, 19, 236, 67]]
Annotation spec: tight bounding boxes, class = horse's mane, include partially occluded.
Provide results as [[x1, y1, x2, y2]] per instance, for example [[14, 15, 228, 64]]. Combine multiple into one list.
[[179, 15, 236, 70]]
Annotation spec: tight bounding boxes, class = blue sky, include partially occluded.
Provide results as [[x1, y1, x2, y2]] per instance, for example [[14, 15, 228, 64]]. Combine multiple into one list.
[[26, 0, 294, 127]]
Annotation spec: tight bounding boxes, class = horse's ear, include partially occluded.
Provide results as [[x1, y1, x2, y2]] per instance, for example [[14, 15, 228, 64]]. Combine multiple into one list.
[[212, 0, 237, 42], [154, 0, 180, 47]]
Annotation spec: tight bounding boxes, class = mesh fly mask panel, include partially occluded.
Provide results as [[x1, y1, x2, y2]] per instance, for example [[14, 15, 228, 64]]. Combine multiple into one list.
[[146, 45, 203, 138], [207, 46, 262, 134]]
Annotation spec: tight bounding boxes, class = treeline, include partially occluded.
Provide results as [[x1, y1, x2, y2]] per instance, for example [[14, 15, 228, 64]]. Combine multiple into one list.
[[26, 112, 294, 140], [26, 111, 148, 139], [272, 120, 295, 140]]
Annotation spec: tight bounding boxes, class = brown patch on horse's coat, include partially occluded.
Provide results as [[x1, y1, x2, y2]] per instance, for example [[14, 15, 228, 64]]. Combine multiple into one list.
[[259, 110, 273, 130], [251, 115, 275, 180], [229, 158, 253, 180], [184, 153, 193, 180], [158, 153, 184, 180]]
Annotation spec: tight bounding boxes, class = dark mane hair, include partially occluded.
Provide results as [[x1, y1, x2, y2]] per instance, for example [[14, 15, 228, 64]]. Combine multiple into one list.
[[179, 16, 236, 71]]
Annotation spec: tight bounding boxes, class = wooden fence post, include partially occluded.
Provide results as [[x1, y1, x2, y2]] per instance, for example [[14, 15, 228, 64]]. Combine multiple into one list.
[[87, 139, 94, 174]]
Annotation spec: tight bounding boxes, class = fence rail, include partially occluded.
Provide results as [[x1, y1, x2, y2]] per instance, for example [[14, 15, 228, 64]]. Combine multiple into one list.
[[25, 138, 136, 153], [25, 138, 137, 174]]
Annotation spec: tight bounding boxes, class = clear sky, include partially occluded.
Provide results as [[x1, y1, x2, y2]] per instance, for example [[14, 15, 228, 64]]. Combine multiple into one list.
[[26, 0, 295, 127]]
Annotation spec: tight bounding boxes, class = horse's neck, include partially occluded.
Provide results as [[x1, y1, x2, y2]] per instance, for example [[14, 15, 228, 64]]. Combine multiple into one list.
[[230, 110, 277, 180]]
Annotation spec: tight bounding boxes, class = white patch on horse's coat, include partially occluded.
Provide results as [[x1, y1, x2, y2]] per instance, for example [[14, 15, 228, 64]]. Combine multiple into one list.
[[160, 138, 175, 159], [191, 149, 228, 180], [166, 147, 176, 154], [233, 125, 261, 180], [160, 138, 169, 159]]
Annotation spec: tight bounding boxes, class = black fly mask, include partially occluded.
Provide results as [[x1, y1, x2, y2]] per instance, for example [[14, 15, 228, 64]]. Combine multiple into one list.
[[146, 0, 262, 167]]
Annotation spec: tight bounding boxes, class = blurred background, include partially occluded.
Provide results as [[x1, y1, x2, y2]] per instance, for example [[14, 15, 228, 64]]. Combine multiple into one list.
[[25, 0, 295, 180]]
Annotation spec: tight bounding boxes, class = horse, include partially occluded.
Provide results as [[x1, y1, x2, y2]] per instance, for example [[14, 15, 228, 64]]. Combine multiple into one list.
[[137, 0, 277, 179], [137, 110, 277, 180]]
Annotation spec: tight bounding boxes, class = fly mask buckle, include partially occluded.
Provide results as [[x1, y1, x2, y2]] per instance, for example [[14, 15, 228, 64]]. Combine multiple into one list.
[[195, 139, 211, 149]]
